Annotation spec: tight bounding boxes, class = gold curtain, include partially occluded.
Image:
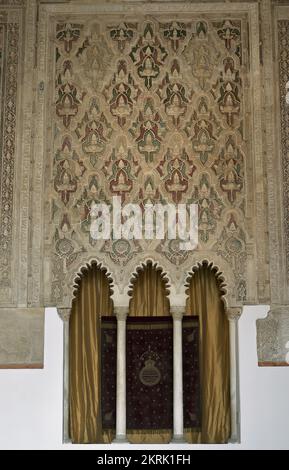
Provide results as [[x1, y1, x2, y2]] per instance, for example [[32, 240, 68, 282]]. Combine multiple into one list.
[[185, 265, 231, 444], [128, 262, 171, 443], [69, 264, 114, 444], [129, 263, 169, 317]]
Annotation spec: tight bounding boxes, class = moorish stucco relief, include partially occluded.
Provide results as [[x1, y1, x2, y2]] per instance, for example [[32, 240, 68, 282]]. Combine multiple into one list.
[[0, 8, 20, 304], [0, 1, 288, 366], [278, 18, 289, 279], [43, 7, 257, 310]]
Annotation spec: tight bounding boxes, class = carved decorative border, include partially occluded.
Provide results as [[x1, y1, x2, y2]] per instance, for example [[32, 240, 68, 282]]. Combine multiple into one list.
[[0, 10, 21, 304], [277, 18, 289, 280]]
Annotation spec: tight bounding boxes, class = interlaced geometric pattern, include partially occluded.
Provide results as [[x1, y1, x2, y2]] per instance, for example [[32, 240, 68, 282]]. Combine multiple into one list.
[[50, 15, 249, 302]]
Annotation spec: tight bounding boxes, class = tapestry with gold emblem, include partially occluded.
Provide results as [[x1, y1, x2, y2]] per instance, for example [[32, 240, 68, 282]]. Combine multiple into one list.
[[101, 316, 200, 430]]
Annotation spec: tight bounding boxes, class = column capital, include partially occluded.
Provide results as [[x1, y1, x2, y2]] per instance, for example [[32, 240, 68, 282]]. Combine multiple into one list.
[[171, 306, 184, 321], [225, 306, 242, 322], [57, 307, 72, 322], [115, 307, 128, 321]]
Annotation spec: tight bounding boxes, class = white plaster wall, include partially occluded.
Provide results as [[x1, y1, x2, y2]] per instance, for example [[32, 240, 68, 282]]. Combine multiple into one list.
[[0, 306, 288, 450]]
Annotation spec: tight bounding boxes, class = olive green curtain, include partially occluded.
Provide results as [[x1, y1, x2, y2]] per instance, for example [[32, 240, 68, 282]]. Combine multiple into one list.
[[69, 264, 114, 444], [128, 262, 171, 443], [69, 262, 230, 444], [185, 265, 231, 444], [129, 263, 170, 317]]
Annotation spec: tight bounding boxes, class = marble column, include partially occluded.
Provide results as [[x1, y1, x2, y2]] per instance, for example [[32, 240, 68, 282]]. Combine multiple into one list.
[[226, 306, 242, 443], [171, 307, 185, 443], [57, 307, 72, 443], [113, 307, 128, 443]]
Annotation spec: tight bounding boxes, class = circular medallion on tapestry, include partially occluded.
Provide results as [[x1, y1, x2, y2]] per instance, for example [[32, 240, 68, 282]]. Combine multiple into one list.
[[139, 359, 161, 387]]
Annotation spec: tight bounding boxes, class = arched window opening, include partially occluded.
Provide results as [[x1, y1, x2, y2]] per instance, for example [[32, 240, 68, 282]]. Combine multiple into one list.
[[185, 262, 230, 444], [126, 261, 172, 443], [129, 261, 170, 317], [69, 263, 114, 444], [64, 260, 238, 445]]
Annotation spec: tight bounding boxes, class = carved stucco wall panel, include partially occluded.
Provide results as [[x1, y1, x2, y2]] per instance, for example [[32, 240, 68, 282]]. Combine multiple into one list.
[[277, 10, 289, 286], [0, 0, 46, 368], [255, 3, 289, 367], [257, 306, 289, 366], [38, 3, 265, 314], [0, 1, 288, 366], [0, 307, 45, 368], [0, 5, 22, 305]]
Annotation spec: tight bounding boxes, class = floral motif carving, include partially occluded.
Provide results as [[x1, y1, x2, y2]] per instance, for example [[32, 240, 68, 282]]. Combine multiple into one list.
[[157, 60, 190, 127], [75, 98, 113, 167], [108, 22, 137, 53], [101, 239, 142, 266], [56, 60, 85, 128], [130, 22, 168, 90], [103, 60, 141, 128], [47, 12, 253, 309], [76, 23, 114, 91], [184, 96, 222, 165], [160, 21, 190, 53], [211, 136, 244, 203], [102, 137, 141, 202], [129, 97, 167, 164], [188, 173, 224, 243], [213, 20, 241, 61], [214, 212, 246, 283], [54, 137, 86, 206], [157, 134, 196, 203], [183, 21, 220, 90], [56, 23, 82, 54], [156, 238, 189, 266], [211, 57, 242, 127]]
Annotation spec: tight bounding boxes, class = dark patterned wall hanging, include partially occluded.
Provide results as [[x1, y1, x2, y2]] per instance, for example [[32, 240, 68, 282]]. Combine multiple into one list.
[[126, 317, 173, 430], [101, 317, 117, 429], [183, 316, 201, 429], [101, 315, 200, 431]]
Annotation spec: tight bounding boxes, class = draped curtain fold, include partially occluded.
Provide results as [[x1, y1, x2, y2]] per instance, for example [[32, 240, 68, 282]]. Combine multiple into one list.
[[69, 264, 113, 444], [69, 261, 230, 445], [129, 263, 169, 317], [128, 262, 171, 443], [185, 265, 231, 444]]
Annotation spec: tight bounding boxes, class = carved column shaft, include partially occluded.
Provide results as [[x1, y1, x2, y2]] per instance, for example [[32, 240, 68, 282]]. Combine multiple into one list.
[[114, 307, 128, 443], [57, 307, 72, 443], [226, 307, 242, 443], [171, 307, 185, 442]]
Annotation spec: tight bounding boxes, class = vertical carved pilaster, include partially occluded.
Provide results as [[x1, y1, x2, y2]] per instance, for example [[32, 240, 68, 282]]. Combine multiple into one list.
[[57, 306, 72, 442], [225, 306, 242, 443], [113, 307, 129, 443], [171, 306, 186, 443]]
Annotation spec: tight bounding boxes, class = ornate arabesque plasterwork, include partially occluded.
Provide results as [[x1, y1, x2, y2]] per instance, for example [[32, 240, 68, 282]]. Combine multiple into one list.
[[0, 1, 287, 366], [0, 1, 277, 315], [42, 5, 260, 310], [0, 8, 21, 304], [278, 19, 289, 280], [0, 1, 25, 5]]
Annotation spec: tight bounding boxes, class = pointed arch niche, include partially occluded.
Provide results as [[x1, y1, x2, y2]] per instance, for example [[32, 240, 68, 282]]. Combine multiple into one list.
[[59, 262, 115, 444], [58, 259, 242, 445], [128, 260, 170, 317], [185, 261, 241, 443], [126, 261, 172, 443]]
